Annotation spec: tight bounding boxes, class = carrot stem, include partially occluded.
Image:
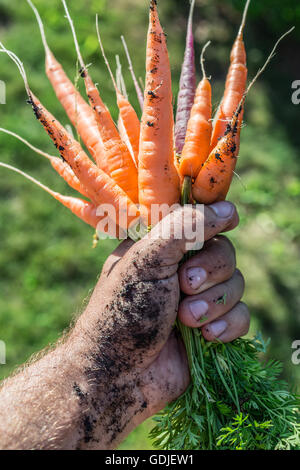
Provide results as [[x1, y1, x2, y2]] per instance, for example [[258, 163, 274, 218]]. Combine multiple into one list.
[[116, 55, 128, 100], [0, 161, 57, 196], [96, 17, 119, 93], [61, 0, 86, 71], [241, 26, 295, 105], [0, 162, 100, 228], [121, 35, 144, 111], [0, 127, 53, 160], [181, 176, 192, 205], [200, 41, 211, 80], [239, 0, 251, 37], [26, 0, 49, 51]]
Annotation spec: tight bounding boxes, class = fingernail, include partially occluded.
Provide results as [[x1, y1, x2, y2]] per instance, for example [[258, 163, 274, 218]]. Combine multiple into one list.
[[189, 300, 209, 322], [209, 201, 233, 218], [186, 267, 207, 290], [209, 319, 227, 337]]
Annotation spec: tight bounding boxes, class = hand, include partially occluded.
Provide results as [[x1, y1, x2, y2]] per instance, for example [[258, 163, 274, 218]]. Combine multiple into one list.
[[71, 201, 249, 448], [0, 201, 250, 450]]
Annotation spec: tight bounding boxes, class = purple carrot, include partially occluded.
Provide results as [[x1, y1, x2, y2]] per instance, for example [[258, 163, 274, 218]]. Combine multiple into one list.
[[175, 0, 196, 155], [121, 35, 144, 112]]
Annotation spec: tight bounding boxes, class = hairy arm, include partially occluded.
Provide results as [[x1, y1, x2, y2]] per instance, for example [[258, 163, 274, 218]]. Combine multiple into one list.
[[0, 333, 148, 449], [0, 203, 249, 450]]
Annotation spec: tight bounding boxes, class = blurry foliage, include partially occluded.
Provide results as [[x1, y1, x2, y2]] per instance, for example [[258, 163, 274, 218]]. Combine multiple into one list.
[[0, 0, 299, 450]]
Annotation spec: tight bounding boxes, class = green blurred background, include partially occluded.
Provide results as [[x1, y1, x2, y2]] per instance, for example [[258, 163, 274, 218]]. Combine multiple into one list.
[[0, 0, 300, 450]]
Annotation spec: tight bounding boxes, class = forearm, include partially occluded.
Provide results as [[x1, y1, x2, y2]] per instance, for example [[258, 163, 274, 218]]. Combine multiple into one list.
[[0, 325, 148, 450]]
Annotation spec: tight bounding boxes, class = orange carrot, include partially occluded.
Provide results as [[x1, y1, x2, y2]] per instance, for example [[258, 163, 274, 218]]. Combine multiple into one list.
[[121, 35, 144, 112], [52, 194, 98, 228], [49, 157, 90, 198], [115, 57, 137, 163], [138, 0, 180, 224], [0, 162, 100, 228], [62, 0, 138, 203], [97, 27, 140, 168], [194, 26, 295, 204], [29, 91, 138, 230], [26, 0, 108, 171], [0, 127, 90, 199], [0, 44, 139, 233], [45, 50, 107, 169], [192, 107, 241, 204], [179, 42, 212, 179], [116, 93, 140, 167], [84, 63, 139, 204], [210, 0, 250, 153]]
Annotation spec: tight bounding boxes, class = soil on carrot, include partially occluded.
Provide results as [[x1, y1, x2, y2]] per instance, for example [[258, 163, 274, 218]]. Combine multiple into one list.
[[215, 153, 224, 163]]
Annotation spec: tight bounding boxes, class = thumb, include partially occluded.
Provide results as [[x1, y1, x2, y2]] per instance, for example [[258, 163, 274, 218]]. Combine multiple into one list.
[[125, 201, 238, 281]]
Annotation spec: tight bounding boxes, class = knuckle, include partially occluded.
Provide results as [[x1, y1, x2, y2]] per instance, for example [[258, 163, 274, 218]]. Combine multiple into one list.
[[177, 299, 189, 323], [206, 236, 236, 274], [217, 237, 236, 266], [234, 269, 245, 292], [217, 235, 236, 256], [224, 283, 235, 303], [237, 302, 250, 334], [178, 266, 190, 292], [239, 301, 250, 318]]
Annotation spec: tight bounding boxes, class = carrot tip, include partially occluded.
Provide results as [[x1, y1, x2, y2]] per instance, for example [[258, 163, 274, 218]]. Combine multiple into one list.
[[200, 41, 211, 79]]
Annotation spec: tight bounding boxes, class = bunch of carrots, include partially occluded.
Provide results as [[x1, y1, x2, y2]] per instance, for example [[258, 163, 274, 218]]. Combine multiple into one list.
[[0, 0, 251, 234], [1, 0, 299, 450]]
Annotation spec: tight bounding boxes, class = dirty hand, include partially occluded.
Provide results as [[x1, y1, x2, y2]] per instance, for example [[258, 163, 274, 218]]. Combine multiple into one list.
[[71, 201, 249, 448], [0, 202, 250, 450]]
